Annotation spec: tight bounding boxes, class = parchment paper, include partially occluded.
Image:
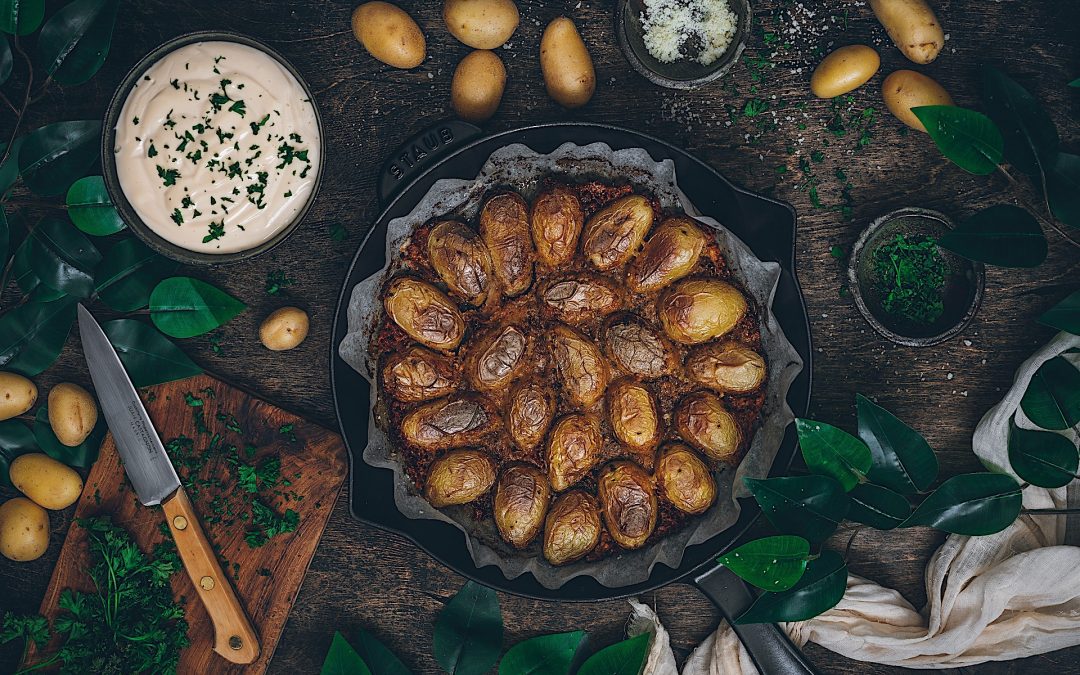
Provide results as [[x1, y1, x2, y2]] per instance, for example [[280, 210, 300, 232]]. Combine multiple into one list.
[[338, 142, 803, 589]]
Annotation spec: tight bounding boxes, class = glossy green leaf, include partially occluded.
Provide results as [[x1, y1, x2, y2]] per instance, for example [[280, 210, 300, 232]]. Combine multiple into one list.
[[1008, 421, 1078, 489], [0, 298, 76, 375], [352, 628, 412, 675], [10, 230, 69, 303], [320, 631, 372, 675], [846, 483, 911, 530], [66, 175, 124, 235], [717, 535, 810, 592], [938, 205, 1047, 268], [903, 473, 1022, 536], [577, 633, 650, 675], [1045, 152, 1080, 229], [0, 420, 38, 487], [1070, 78, 1080, 88], [980, 66, 1059, 176], [433, 581, 503, 675], [1020, 356, 1080, 430], [911, 105, 1004, 175], [149, 277, 247, 338], [94, 237, 177, 311], [795, 418, 871, 491], [0, 137, 23, 195], [0, 0, 44, 35], [499, 630, 585, 675], [101, 319, 201, 388], [855, 394, 938, 494], [735, 550, 848, 625], [35, 0, 119, 85], [743, 476, 848, 544], [18, 120, 101, 196], [33, 404, 105, 468], [30, 217, 101, 297], [0, 33, 12, 85], [1039, 290, 1080, 335]]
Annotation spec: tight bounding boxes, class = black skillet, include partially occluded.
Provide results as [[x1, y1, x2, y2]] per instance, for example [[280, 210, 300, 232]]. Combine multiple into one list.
[[330, 121, 816, 674]]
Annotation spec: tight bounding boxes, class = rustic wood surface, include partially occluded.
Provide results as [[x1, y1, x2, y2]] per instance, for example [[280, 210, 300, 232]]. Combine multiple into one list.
[[2, 0, 1079, 673]]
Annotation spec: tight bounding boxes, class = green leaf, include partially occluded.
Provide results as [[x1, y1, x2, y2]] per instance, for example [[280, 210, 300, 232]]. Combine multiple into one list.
[[66, 175, 124, 235], [735, 550, 848, 625], [577, 633, 650, 675], [0, 298, 76, 375], [846, 483, 911, 530], [433, 581, 503, 675], [33, 404, 105, 468], [149, 277, 247, 338], [1045, 152, 1080, 229], [938, 205, 1047, 268], [980, 66, 1059, 176], [101, 319, 201, 388], [1020, 356, 1080, 430], [0, 420, 38, 487], [499, 631, 585, 675], [0, 207, 7, 266], [0, 0, 44, 35], [743, 476, 848, 544], [35, 0, 119, 86], [30, 217, 101, 297], [9, 229, 67, 302], [0, 34, 11, 85], [855, 394, 938, 494], [95, 237, 178, 311], [352, 628, 412, 675], [320, 631, 372, 675], [0, 137, 23, 195], [18, 120, 101, 196], [1039, 290, 1080, 335], [1008, 421, 1078, 489], [903, 473, 1022, 535], [795, 418, 871, 491], [911, 105, 1004, 175], [717, 535, 811, 592]]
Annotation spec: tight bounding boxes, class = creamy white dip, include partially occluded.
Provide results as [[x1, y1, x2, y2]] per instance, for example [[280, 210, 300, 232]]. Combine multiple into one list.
[[114, 41, 320, 254]]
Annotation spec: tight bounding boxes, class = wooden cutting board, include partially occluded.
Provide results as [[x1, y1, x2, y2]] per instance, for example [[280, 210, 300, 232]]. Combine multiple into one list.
[[27, 373, 347, 674]]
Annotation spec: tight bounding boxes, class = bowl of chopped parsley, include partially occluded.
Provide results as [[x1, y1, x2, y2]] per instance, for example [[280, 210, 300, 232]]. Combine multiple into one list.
[[849, 207, 985, 347]]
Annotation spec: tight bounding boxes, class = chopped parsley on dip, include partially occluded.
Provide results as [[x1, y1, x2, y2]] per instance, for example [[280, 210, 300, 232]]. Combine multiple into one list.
[[114, 41, 320, 254]]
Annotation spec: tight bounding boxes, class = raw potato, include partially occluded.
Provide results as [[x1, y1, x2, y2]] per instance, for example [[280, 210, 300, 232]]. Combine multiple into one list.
[[0, 497, 50, 562], [882, 69, 954, 132], [10, 453, 83, 511], [352, 1, 426, 69], [260, 307, 310, 351], [869, 0, 945, 65], [443, 0, 519, 49], [0, 371, 36, 421], [540, 17, 595, 109], [452, 50, 507, 123], [48, 383, 97, 448], [810, 45, 880, 99]]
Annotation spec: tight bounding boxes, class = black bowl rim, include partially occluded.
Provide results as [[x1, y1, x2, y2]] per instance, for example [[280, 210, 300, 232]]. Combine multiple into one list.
[[100, 30, 326, 266]]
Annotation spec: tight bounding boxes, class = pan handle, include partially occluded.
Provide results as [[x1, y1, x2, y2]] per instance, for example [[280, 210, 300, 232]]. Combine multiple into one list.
[[693, 565, 819, 674], [377, 119, 483, 206]]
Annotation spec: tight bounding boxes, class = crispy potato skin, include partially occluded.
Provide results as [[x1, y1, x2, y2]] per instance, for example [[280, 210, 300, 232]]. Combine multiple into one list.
[[400, 394, 496, 451], [537, 273, 624, 325], [424, 449, 497, 507], [549, 324, 609, 408], [506, 379, 555, 452], [581, 195, 653, 272], [480, 192, 535, 296], [658, 278, 748, 345], [546, 413, 602, 491], [383, 345, 460, 403], [685, 342, 766, 394], [606, 377, 660, 453], [602, 314, 678, 379], [626, 216, 707, 293], [463, 324, 529, 393], [531, 186, 584, 266], [675, 391, 741, 461], [427, 220, 493, 304], [494, 463, 550, 547], [656, 444, 716, 515], [384, 277, 466, 350], [598, 461, 657, 549], [869, 0, 944, 65], [543, 490, 602, 565]]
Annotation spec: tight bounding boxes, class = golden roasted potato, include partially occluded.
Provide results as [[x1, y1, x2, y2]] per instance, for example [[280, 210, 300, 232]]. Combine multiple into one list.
[[675, 391, 741, 461], [0, 498, 49, 562], [424, 449, 497, 507], [598, 461, 657, 549], [540, 17, 595, 108], [451, 50, 507, 122], [810, 45, 881, 99], [549, 324, 609, 408], [882, 70, 954, 132], [506, 379, 555, 452], [480, 192, 535, 296], [494, 463, 550, 548], [685, 342, 766, 394], [400, 394, 496, 451], [0, 372, 36, 422], [546, 413, 602, 491], [531, 186, 584, 267], [606, 377, 659, 453], [259, 307, 309, 351], [427, 220, 493, 305], [658, 278, 747, 345], [443, 0, 520, 50], [537, 274, 624, 325], [626, 216, 707, 293], [543, 490, 602, 565], [602, 314, 678, 379], [463, 324, 529, 392], [384, 277, 466, 351], [656, 444, 716, 515], [870, 0, 944, 65], [10, 454, 83, 511], [581, 195, 654, 272], [382, 345, 459, 403], [352, 2, 426, 69], [48, 383, 97, 447]]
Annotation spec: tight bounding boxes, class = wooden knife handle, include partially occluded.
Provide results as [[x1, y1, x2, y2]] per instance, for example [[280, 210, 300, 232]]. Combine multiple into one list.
[[162, 486, 261, 665]]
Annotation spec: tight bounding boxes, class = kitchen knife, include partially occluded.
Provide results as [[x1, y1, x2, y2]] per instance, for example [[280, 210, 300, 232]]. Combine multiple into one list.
[[77, 304, 260, 665]]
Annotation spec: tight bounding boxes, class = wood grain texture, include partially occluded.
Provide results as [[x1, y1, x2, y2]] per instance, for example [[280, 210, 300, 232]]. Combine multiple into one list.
[[1, 1, 1078, 674]]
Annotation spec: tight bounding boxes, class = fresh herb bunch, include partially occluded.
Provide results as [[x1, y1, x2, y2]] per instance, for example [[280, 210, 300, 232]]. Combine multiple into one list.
[[871, 234, 948, 325]]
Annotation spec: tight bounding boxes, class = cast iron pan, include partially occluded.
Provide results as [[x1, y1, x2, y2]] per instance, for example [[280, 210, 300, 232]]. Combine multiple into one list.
[[331, 122, 816, 673]]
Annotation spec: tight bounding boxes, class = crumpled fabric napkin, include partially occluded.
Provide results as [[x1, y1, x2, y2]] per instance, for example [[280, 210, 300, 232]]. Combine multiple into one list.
[[635, 333, 1080, 674]]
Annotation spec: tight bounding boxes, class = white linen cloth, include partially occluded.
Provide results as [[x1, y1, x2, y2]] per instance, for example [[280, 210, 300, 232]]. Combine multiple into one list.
[[632, 333, 1080, 673]]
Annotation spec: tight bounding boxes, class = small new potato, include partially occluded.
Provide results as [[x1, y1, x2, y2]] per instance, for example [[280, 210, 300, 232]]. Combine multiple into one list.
[[493, 463, 550, 548], [10, 454, 83, 511], [531, 186, 584, 267], [400, 394, 496, 451], [870, 0, 944, 65], [506, 380, 555, 452], [659, 278, 748, 345], [547, 413, 602, 491], [259, 307, 310, 351], [0, 371, 37, 421], [427, 220, 493, 304], [549, 324, 609, 408], [810, 45, 880, 99], [384, 276, 466, 350], [675, 391, 741, 461], [48, 383, 97, 448], [882, 70, 954, 132], [443, 0, 520, 49], [598, 461, 657, 550], [581, 195, 654, 272], [451, 50, 507, 122], [424, 449, 497, 507], [656, 444, 716, 515], [352, 2, 426, 69], [686, 342, 766, 394], [606, 378, 659, 453], [543, 490, 601, 565], [480, 192, 535, 296], [626, 216, 708, 293], [540, 17, 595, 109], [0, 497, 50, 562]]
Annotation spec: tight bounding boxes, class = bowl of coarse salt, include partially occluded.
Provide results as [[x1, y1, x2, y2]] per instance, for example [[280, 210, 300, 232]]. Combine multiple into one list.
[[616, 0, 751, 90]]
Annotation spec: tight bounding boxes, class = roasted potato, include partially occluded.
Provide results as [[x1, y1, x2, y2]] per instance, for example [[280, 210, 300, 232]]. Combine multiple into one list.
[[675, 391, 741, 461], [352, 2, 426, 69], [443, 0, 520, 49], [602, 314, 678, 379], [685, 342, 766, 394], [598, 461, 657, 549], [463, 324, 529, 392], [505, 379, 555, 452], [540, 17, 595, 108], [546, 413, 602, 491], [10, 453, 83, 511], [531, 186, 584, 267], [0, 498, 49, 562], [427, 220, 493, 305], [581, 195, 654, 272], [480, 192, 534, 296], [0, 372, 36, 422], [550, 324, 609, 408], [882, 70, 954, 132], [48, 383, 97, 447], [382, 345, 459, 403], [424, 449, 497, 507], [384, 277, 466, 351], [400, 394, 496, 451], [538, 274, 624, 325], [658, 278, 747, 345], [656, 444, 716, 515], [543, 490, 602, 565], [451, 50, 507, 122], [606, 377, 659, 453], [494, 463, 550, 548], [626, 216, 707, 293], [259, 307, 309, 351], [870, 0, 944, 65]]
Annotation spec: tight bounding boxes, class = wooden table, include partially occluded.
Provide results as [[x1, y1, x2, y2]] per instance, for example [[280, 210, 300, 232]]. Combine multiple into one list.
[[2, 1, 1078, 673]]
